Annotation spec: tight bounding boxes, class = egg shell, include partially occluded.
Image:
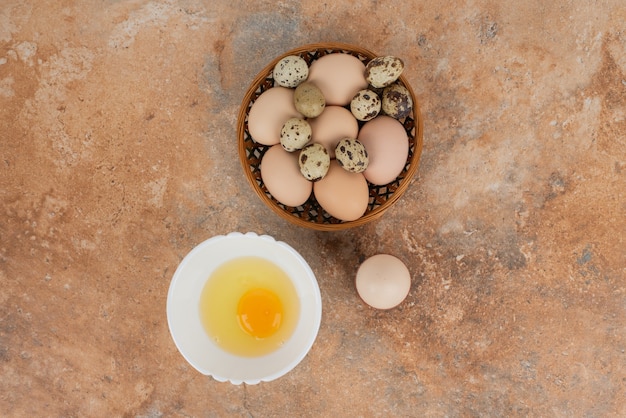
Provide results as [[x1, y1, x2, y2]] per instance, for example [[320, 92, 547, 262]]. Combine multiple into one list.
[[335, 138, 369, 173], [308, 106, 359, 159], [280, 118, 312, 152], [299, 143, 331, 181], [365, 56, 405, 88], [307, 53, 369, 106], [313, 161, 369, 221], [355, 254, 411, 310], [273, 55, 309, 88], [294, 82, 326, 118], [381, 83, 413, 119], [350, 89, 381, 122], [358, 115, 409, 186], [260, 144, 313, 207], [248, 87, 303, 146]]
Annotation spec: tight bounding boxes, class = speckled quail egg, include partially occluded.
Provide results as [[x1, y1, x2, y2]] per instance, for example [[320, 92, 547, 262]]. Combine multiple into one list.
[[335, 138, 369, 173], [350, 89, 381, 121], [273, 55, 309, 88], [298, 143, 330, 181], [381, 82, 413, 119], [294, 82, 326, 118], [364, 56, 405, 88], [280, 118, 312, 152]]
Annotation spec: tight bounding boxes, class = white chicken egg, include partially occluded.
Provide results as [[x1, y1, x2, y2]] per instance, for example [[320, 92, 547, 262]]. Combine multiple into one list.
[[355, 254, 411, 310]]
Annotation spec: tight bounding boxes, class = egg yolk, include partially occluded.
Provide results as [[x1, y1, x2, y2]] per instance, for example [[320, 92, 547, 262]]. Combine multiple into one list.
[[237, 288, 283, 339]]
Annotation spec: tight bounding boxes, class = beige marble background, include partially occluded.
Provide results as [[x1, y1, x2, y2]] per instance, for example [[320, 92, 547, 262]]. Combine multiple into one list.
[[1, 0, 625, 416]]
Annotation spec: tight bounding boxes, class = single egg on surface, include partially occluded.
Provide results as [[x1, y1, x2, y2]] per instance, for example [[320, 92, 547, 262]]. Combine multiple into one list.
[[273, 55, 309, 88], [248, 87, 303, 146], [313, 161, 369, 221], [260, 144, 313, 207], [355, 254, 411, 310], [308, 106, 359, 159], [358, 115, 409, 186], [307, 53, 369, 106]]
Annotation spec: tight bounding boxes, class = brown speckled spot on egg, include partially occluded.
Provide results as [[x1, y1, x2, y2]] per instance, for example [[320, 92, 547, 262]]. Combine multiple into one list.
[[301, 154, 308, 163]]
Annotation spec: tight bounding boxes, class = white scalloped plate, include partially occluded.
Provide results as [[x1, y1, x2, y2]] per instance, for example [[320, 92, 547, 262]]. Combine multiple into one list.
[[166, 232, 322, 384]]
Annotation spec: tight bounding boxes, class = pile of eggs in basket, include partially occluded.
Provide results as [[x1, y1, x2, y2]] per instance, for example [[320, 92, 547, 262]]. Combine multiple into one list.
[[248, 52, 413, 222]]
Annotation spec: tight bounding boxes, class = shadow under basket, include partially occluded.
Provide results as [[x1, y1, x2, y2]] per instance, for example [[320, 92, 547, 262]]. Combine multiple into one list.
[[237, 42, 424, 231]]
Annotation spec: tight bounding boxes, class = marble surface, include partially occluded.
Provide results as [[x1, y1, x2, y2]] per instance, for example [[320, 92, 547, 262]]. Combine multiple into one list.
[[1, 0, 625, 416]]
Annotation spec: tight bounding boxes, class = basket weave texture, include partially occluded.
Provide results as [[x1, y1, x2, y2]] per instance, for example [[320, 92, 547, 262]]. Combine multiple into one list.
[[237, 42, 424, 231]]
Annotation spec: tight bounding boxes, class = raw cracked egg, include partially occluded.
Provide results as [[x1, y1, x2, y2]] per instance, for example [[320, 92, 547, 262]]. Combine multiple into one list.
[[199, 256, 300, 357]]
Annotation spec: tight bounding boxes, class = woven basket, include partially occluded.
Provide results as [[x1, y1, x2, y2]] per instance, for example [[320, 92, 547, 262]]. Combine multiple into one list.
[[237, 42, 424, 231]]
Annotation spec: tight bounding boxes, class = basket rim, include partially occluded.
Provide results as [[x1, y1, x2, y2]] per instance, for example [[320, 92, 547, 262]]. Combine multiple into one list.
[[237, 42, 424, 231]]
